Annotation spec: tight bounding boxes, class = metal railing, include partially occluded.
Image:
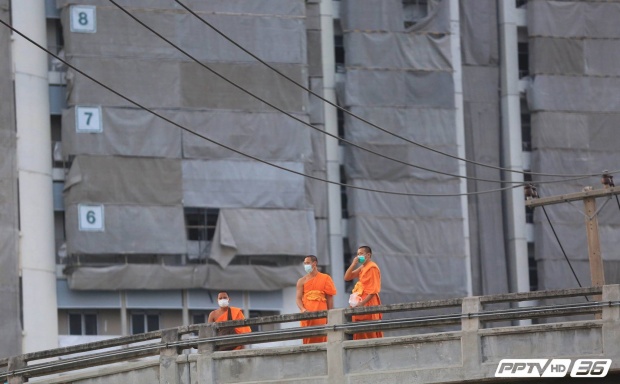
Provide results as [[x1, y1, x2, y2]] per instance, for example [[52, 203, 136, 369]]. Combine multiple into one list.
[[0, 285, 610, 382]]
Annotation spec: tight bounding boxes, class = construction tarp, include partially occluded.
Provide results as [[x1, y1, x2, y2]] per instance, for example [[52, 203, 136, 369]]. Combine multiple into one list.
[[528, 0, 620, 306], [61, 107, 182, 159], [64, 156, 186, 254], [59, 6, 306, 64], [182, 160, 308, 209], [67, 264, 304, 291], [341, 0, 467, 306], [64, 156, 182, 205], [64, 57, 308, 113], [210, 208, 317, 267]]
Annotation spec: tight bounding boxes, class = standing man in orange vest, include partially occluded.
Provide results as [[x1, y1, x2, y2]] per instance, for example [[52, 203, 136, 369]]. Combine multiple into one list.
[[344, 245, 383, 339], [296, 255, 337, 344]]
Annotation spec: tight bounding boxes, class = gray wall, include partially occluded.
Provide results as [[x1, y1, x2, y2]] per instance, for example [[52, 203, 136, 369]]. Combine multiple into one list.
[[0, 0, 23, 359]]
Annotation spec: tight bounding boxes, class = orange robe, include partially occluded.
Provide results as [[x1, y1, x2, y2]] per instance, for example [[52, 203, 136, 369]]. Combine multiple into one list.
[[214, 306, 252, 350], [352, 261, 383, 340], [301, 272, 337, 344]]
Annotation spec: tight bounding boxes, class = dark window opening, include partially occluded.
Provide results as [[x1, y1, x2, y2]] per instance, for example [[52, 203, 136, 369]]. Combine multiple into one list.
[[528, 242, 537, 291], [192, 313, 206, 325], [337, 107, 345, 145], [334, 35, 345, 73], [340, 165, 348, 219], [521, 113, 531, 152], [518, 42, 529, 78], [185, 208, 219, 241], [69, 313, 97, 335], [516, 0, 528, 8], [131, 313, 159, 335], [403, 0, 428, 29]]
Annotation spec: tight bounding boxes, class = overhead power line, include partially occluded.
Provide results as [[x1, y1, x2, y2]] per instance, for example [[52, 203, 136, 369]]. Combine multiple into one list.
[[105, 0, 508, 185], [171, 0, 619, 180], [0, 18, 526, 197]]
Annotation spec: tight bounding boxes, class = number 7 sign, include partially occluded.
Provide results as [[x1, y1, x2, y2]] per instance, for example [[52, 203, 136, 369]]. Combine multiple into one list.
[[76, 106, 102, 133]]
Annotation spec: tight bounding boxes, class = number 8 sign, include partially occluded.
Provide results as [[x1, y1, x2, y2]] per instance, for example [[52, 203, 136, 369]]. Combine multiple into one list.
[[78, 204, 105, 232], [70, 5, 97, 33]]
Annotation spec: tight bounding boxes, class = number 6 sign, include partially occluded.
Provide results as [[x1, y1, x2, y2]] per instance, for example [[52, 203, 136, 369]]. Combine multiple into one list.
[[78, 204, 105, 231]]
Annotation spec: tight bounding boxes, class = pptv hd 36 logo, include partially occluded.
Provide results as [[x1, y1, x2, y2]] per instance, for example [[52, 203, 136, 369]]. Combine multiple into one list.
[[495, 359, 612, 378]]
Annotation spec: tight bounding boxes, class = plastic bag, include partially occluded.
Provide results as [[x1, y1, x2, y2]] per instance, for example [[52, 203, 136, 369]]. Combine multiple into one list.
[[349, 293, 362, 307]]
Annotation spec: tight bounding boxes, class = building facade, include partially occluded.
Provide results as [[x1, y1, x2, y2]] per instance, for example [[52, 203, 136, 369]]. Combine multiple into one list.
[[1, 0, 619, 357]]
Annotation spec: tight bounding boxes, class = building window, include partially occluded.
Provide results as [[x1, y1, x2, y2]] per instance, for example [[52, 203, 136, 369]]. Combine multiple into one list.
[[337, 108, 345, 145], [131, 313, 160, 334], [334, 34, 345, 73], [518, 42, 529, 78], [69, 313, 97, 335], [340, 165, 348, 219], [521, 112, 532, 152], [184, 208, 219, 241], [192, 313, 207, 325], [528, 242, 537, 291], [403, 0, 428, 29], [516, 0, 527, 8]]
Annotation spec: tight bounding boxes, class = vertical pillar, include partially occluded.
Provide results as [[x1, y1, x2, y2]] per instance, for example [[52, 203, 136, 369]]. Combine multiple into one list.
[[498, 0, 529, 297], [160, 329, 179, 384], [601, 285, 620, 357], [11, 0, 58, 353], [461, 297, 482, 370], [196, 324, 216, 384], [326, 308, 346, 384], [449, 0, 473, 297], [7, 356, 26, 384], [584, 196, 605, 302], [320, 0, 346, 308]]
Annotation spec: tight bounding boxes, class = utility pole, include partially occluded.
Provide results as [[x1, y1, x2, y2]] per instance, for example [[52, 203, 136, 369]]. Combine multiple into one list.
[[525, 185, 620, 302]]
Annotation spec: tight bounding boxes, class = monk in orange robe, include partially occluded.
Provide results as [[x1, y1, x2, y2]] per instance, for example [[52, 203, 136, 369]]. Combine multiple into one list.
[[344, 245, 383, 340], [296, 255, 337, 344], [208, 291, 252, 350]]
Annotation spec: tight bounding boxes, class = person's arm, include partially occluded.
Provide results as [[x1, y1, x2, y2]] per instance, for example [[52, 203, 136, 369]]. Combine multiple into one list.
[[358, 293, 375, 306], [344, 256, 363, 281], [207, 310, 216, 323], [296, 279, 306, 312], [326, 294, 334, 310]]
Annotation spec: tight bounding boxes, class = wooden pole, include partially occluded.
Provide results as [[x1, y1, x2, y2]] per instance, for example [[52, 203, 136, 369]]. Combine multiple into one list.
[[584, 196, 605, 304]]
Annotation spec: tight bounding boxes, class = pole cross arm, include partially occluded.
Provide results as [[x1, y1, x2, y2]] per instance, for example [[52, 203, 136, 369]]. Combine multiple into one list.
[[525, 186, 620, 208]]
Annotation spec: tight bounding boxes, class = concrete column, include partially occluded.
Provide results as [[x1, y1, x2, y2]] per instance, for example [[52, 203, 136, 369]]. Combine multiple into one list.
[[461, 297, 482, 370], [499, 0, 529, 297], [449, 0, 473, 297], [11, 0, 58, 353], [326, 308, 346, 384], [320, 0, 346, 308], [160, 328, 179, 384], [7, 356, 26, 384], [196, 324, 216, 384], [602, 285, 620, 357]]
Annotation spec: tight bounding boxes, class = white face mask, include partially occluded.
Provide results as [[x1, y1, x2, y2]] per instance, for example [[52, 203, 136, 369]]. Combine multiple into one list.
[[304, 264, 313, 274], [218, 299, 229, 308]]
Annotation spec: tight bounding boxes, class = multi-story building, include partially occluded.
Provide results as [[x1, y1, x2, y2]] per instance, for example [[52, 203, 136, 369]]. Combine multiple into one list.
[[1, 0, 619, 358]]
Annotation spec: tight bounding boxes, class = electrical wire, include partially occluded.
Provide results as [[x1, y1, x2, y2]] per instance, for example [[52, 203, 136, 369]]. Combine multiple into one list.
[[540, 205, 588, 301], [0, 18, 525, 197], [108, 1, 614, 187], [106, 0, 524, 186], [170, 0, 620, 180]]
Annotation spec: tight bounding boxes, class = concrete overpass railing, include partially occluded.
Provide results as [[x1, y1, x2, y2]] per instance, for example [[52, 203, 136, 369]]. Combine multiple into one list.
[[2, 285, 620, 383]]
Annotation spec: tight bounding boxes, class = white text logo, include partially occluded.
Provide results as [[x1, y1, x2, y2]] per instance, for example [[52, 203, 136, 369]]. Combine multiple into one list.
[[495, 359, 611, 378]]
